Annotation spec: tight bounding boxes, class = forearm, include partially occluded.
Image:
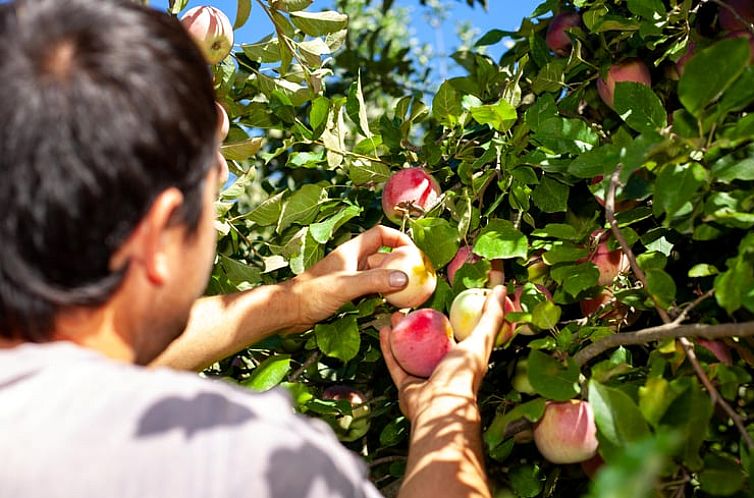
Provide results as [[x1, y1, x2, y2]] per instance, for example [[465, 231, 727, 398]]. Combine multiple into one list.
[[399, 397, 490, 498], [151, 281, 299, 371]]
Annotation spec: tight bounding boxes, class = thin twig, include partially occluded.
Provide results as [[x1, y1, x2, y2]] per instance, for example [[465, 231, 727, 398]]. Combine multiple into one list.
[[369, 455, 406, 469], [673, 289, 716, 324], [289, 351, 321, 381]]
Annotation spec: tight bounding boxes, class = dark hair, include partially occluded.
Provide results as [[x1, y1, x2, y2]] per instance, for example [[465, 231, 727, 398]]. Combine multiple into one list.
[[0, 0, 218, 341]]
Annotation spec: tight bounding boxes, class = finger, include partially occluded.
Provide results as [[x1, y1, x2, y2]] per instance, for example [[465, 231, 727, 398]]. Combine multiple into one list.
[[366, 253, 389, 269], [325, 269, 408, 302], [390, 311, 406, 328], [462, 285, 507, 362], [342, 225, 414, 262], [379, 325, 410, 388]]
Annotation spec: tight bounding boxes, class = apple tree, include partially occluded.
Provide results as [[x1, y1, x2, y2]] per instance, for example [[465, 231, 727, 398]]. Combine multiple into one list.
[[170, 0, 754, 496]]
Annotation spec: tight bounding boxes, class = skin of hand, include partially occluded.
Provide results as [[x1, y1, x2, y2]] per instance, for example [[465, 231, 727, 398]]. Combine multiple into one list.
[[284, 225, 414, 333], [379, 286, 508, 498], [152, 225, 414, 371]]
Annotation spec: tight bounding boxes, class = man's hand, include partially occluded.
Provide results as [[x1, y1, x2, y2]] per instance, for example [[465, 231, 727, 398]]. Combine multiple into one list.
[[379, 286, 508, 498], [379, 286, 507, 423], [286, 225, 414, 333]]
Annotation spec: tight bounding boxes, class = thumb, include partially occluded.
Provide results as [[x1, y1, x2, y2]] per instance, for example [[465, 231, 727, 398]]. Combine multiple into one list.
[[336, 268, 408, 301]]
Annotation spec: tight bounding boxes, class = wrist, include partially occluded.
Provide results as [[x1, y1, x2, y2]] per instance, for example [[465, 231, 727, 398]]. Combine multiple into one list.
[[410, 393, 480, 427]]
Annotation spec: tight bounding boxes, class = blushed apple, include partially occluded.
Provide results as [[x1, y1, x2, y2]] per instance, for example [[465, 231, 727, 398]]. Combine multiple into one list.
[[534, 400, 599, 464], [597, 59, 651, 109], [581, 230, 630, 286], [382, 168, 441, 223], [216, 102, 229, 142], [546, 12, 581, 56], [389, 308, 454, 378], [446, 245, 480, 285], [322, 386, 371, 442], [180, 6, 234, 65], [449, 288, 516, 344], [379, 245, 437, 308], [719, 0, 754, 32]]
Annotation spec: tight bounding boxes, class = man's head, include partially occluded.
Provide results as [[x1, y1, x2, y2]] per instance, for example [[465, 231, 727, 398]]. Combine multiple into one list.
[[0, 0, 220, 354]]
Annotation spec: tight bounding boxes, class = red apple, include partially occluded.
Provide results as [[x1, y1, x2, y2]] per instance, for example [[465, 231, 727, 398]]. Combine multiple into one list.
[[389, 308, 454, 378], [534, 400, 599, 464], [726, 30, 754, 63], [382, 168, 441, 223], [580, 289, 628, 320], [378, 245, 437, 308], [597, 59, 652, 109], [180, 6, 234, 65], [447, 245, 480, 285], [580, 454, 605, 479], [719, 0, 754, 32], [546, 12, 581, 56], [323, 386, 371, 442], [449, 288, 516, 344], [580, 230, 630, 286]]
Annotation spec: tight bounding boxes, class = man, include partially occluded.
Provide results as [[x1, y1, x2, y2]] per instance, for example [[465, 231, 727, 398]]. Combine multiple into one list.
[[0, 1, 508, 497]]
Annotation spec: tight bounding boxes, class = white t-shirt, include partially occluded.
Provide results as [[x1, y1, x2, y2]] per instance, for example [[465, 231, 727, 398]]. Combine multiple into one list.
[[0, 342, 383, 498]]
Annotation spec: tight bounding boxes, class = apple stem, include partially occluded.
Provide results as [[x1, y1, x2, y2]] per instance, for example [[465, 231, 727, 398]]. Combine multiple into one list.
[[599, 166, 754, 450]]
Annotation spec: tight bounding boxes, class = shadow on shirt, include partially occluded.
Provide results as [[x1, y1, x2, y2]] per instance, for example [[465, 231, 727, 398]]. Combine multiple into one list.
[[135, 391, 256, 439]]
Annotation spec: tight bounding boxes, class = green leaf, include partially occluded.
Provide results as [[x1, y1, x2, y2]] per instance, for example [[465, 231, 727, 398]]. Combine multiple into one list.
[[531, 223, 581, 241], [638, 377, 686, 428], [346, 73, 373, 138], [699, 454, 746, 496], [432, 81, 463, 127], [248, 192, 284, 226], [715, 257, 754, 314], [509, 464, 543, 498], [309, 205, 362, 244], [589, 380, 650, 447], [711, 150, 754, 183], [531, 176, 569, 213], [348, 160, 391, 185], [542, 244, 589, 265], [221, 137, 264, 161], [473, 219, 528, 260], [613, 82, 667, 134], [688, 264, 719, 277], [550, 263, 600, 297], [568, 144, 619, 178], [310, 97, 330, 134], [410, 218, 460, 269], [469, 98, 517, 132], [658, 378, 712, 470], [645, 268, 676, 309], [484, 398, 546, 450], [652, 163, 706, 219], [315, 315, 360, 362], [534, 117, 599, 155], [272, 0, 313, 12], [527, 350, 580, 401], [679, 38, 750, 116], [289, 10, 348, 36], [627, 0, 665, 18], [217, 254, 262, 288], [285, 227, 324, 275], [531, 300, 562, 330], [233, 0, 252, 29], [242, 355, 291, 392], [278, 184, 324, 232]]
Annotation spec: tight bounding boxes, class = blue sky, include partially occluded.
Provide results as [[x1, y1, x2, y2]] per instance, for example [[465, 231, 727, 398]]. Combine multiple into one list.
[[153, 0, 543, 72]]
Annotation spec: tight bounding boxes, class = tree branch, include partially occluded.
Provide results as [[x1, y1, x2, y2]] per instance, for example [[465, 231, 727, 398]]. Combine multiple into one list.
[[574, 320, 754, 366]]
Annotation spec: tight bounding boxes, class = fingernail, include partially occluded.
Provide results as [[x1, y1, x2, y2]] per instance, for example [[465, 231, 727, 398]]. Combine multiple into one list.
[[389, 271, 408, 288]]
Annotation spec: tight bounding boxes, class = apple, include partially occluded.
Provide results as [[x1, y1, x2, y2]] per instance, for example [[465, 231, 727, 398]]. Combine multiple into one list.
[[580, 289, 627, 320], [719, 0, 754, 31], [382, 168, 441, 223], [449, 288, 516, 344], [597, 59, 651, 109], [180, 6, 234, 65], [511, 359, 535, 395], [322, 386, 371, 442], [672, 42, 696, 79], [581, 230, 630, 286], [389, 308, 454, 378], [378, 245, 437, 308], [546, 12, 581, 56], [447, 245, 480, 285], [216, 102, 230, 142], [580, 454, 605, 479], [534, 400, 599, 464], [726, 30, 754, 63]]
